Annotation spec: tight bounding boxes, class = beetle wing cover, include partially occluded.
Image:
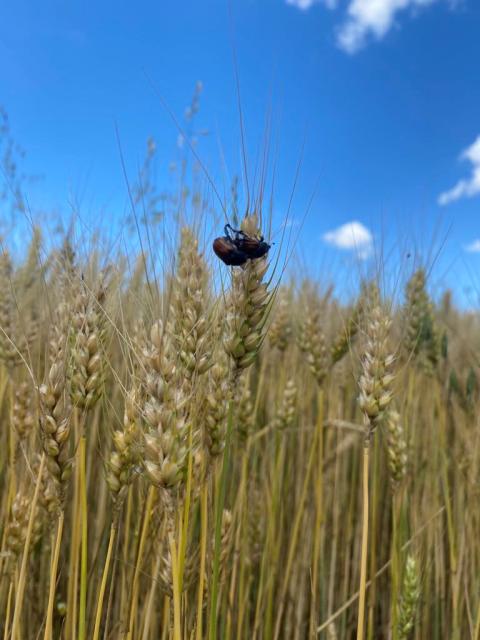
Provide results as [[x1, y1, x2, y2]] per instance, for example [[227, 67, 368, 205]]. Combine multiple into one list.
[[239, 237, 260, 252], [213, 237, 248, 266]]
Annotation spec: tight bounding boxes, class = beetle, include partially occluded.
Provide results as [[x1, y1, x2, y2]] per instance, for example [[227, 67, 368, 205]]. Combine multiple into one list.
[[213, 224, 271, 266], [213, 233, 249, 266]]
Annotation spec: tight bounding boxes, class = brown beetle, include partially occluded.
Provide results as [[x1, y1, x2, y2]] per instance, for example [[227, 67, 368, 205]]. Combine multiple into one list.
[[213, 224, 271, 266], [213, 233, 249, 266]]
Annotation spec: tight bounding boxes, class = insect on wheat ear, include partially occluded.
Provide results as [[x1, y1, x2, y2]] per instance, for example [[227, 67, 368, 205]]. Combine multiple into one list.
[[212, 234, 249, 266], [212, 223, 271, 266]]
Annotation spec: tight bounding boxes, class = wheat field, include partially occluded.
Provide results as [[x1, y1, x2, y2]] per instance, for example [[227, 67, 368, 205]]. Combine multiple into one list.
[[0, 203, 479, 640]]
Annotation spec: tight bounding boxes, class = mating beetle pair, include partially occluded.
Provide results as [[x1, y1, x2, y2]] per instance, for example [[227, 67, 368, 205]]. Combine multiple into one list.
[[213, 224, 271, 266]]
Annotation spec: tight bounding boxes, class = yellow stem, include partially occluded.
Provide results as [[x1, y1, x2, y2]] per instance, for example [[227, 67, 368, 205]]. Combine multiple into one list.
[[317, 506, 445, 634], [127, 485, 155, 639], [119, 485, 133, 622], [178, 421, 194, 593], [78, 434, 88, 640], [141, 550, 163, 640], [3, 581, 14, 640], [474, 600, 480, 640], [169, 533, 182, 640], [356, 439, 370, 640], [196, 483, 208, 640], [11, 453, 46, 638], [66, 412, 81, 639], [92, 523, 116, 640], [227, 453, 248, 639], [309, 387, 324, 636], [44, 510, 65, 640], [273, 422, 319, 640]]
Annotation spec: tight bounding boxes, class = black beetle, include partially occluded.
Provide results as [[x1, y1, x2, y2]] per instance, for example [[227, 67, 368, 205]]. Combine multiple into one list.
[[213, 224, 271, 266]]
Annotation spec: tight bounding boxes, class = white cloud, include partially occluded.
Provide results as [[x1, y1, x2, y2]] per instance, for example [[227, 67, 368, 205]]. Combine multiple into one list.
[[323, 221, 373, 258], [337, 0, 439, 54], [286, 0, 337, 10], [464, 240, 480, 253], [438, 136, 480, 206]]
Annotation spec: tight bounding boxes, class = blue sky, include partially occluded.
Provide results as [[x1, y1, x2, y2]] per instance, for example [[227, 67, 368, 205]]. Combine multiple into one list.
[[1, 0, 480, 302]]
